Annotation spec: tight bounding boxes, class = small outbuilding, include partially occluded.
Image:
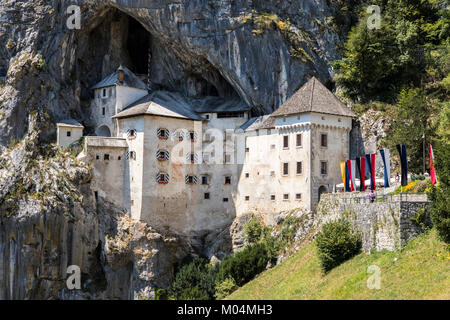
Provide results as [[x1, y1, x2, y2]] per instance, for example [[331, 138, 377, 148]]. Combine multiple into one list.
[[56, 120, 84, 148]]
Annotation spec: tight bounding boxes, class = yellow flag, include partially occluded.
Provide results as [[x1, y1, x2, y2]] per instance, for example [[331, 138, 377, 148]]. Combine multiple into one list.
[[340, 161, 346, 185]]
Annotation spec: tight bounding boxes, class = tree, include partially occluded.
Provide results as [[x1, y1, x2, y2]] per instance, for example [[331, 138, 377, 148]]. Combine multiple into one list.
[[384, 87, 436, 173]]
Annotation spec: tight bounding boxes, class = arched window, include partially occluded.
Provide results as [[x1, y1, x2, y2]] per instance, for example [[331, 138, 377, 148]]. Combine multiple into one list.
[[157, 128, 170, 139], [156, 150, 170, 161], [156, 173, 169, 184]]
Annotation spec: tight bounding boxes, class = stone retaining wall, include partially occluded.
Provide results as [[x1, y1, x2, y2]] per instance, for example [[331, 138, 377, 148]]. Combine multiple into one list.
[[316, 193, 429, 252]]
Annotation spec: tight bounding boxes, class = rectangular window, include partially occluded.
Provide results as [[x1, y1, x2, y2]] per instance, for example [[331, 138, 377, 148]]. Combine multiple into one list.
[[202, 176, 209, 185], [225, 154, 231, 163], [245, 173, 249, 178], [203, 153, 210, 163], [283, 194, 289, 200], [283, 135, 289, 149], [223, 198, 229, 202], [296, 134, 302, 147], [321, 134, 328, 147], [296, 193, 302, 200], [271, 195, 276, 201], [321, 161, 328, 175], [101, 88, 108, 99], [96, 155, 100, 160], [104, 154, 110, 161], [204, 192, 210, 200], [67, 131, 71, 137], [282, 162, 289, 176], [296, 162, 302, 175], [225, 176, 231, 184], [245, 147, 249, 152], [102, 107, 106, 116], [189, 132, 196, 141], [245, 196, 250, 201]]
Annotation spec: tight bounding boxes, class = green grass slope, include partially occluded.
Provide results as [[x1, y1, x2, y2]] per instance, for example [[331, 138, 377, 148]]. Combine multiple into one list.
[[227, 230, 449, 300]]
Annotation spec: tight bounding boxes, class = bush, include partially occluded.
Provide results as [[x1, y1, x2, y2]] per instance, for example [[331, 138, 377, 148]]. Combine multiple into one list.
[[428, 139, 450, 244], [214, 277, 238, 299], [217, 243, 269, 286], [169, 257, 218, 300], [243, 217, 266, 244], [315, 219, 362, 272]]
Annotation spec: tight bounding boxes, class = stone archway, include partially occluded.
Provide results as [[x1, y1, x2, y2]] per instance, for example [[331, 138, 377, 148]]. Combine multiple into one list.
[[96, 125, 111, 137], [318, 185, 328, 202]]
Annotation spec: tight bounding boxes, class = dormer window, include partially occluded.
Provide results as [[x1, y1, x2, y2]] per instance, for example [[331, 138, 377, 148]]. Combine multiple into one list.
[[127, 129, 137, 140], [156, 150, 170, 161], [156, 172, 169, 184], [185, 175, 197, 185], [157, 128, 169, 140]]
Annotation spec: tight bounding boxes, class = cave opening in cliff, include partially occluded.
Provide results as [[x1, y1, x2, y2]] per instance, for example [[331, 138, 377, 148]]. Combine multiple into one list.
[[77, 7, 247, 129], [126, 17, 150, 76]]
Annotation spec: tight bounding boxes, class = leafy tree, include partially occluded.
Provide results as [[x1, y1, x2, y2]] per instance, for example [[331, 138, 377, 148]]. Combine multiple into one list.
[[333, 0, 449, 102], [316, 219, 362, 272], [383, 87, 437, 173]]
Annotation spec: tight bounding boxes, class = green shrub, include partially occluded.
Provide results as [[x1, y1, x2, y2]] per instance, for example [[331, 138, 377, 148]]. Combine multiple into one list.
[[169, 257, 218, 300], [411, 207, 432, 232], [429, 186, 450, 244], [217, 243, 269, 286], [243, 217, 266, 244], [153, 287, 169, 300], [214, 277, 238, 299], [315, 219, 362, 272]]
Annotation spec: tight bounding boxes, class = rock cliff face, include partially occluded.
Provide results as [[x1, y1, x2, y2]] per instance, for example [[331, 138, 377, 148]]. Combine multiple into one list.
[[0, 0, 344, 299], [0, 0, 341, 147]]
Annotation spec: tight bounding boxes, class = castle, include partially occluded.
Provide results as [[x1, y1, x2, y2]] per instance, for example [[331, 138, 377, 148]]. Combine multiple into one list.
[[58, 66, 355, 235]]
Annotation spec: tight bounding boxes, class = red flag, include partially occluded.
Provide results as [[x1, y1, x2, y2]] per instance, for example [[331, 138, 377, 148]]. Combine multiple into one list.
[[429, 144, 437, 185], [360, 157, 366, 191], [371, 153, 376, 190]]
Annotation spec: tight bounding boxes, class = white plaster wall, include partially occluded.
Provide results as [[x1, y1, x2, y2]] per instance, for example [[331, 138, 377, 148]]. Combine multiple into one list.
[[91, 86, 116, 136], [117, 117, 145, 220], [236, 127, 312, 218], [57, 126, 83, 148], [115, 86, 148, 115]]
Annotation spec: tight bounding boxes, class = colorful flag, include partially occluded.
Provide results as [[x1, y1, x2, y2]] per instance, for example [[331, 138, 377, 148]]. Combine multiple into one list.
[[347, 160, 355, 192], [396, 144, 408, 187], [345, 161, 351, 192], [340, 161, 346, 187], [429, 144, 437, 186], [360, 157, 366, 191], [365, 154, 376, 190], [351, 160, 356, 192], [380, 149, 390, 188]]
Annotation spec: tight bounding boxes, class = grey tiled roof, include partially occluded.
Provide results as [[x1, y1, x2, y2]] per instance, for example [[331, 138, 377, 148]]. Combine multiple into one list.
[[195, 96, 251, 113], [91, 66, 147, 90], [271, 76, 355, 118], [57, 119, 84, 128], [113, 91, 206, 121], [238, 115, 275, 132]]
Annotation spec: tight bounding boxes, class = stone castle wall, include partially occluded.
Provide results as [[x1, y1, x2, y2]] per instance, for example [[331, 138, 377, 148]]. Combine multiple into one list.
[[316, 193, 429, 252]]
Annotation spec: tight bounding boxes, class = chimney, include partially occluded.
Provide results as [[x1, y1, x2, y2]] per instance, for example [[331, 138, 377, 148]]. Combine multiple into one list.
[[118, 65, 124, 83]]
